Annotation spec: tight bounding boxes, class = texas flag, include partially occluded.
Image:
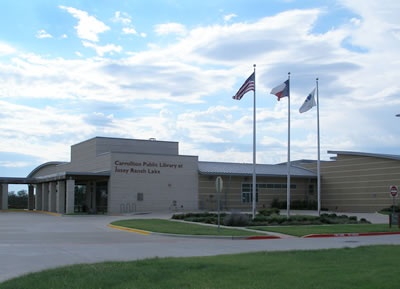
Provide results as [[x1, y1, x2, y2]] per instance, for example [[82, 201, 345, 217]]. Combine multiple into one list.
[[270, 79, 289, 101]]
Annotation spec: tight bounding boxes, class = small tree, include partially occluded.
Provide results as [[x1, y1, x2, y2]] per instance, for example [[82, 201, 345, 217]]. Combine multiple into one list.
[[8, 190, 28, 209]]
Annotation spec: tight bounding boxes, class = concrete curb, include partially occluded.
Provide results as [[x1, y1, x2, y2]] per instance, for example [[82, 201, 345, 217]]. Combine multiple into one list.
[[0, 209, 62, 217], [303, 231, 400, 238], [107, 224, 151, 235], [107, 224, 282, 240]]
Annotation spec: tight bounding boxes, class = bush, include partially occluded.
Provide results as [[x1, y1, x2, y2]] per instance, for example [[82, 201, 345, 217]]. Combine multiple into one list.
[[172, 212, 227, 224], [380, 206, 400, 214], [252, 215, 268, 222], [271, 198, 318, 210], [258, 208, 280, 216], [271, 198, 286, 209], [223, 213, 250, 227], [291, 200, 318, 210], [172, 211, 370, 226], [266, 215, 287, 225]]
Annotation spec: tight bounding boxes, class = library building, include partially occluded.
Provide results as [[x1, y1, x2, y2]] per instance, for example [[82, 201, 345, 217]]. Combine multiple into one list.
[[0, 137, 399, 214]]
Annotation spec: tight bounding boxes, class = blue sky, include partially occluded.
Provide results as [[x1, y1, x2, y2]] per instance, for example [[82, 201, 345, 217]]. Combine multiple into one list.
[[1, 0, 400, 192]]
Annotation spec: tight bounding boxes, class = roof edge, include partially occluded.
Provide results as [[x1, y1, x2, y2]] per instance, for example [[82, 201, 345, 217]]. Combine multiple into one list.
[[328, 150, 400, 161]]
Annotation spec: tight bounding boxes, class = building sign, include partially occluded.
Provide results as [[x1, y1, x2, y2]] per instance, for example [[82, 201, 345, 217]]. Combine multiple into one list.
[[114, 160, 184, 175]]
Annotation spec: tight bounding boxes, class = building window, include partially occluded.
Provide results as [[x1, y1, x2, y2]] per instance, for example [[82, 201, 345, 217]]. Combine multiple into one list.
[[266, 183, 297, 189], [241, 183, 259, 203], [137, 192, 144, 201], [241, 182, 296, 203]]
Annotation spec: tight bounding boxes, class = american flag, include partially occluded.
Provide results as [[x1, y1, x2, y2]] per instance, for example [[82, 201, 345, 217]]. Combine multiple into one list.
[[232, 72, 255, 100]]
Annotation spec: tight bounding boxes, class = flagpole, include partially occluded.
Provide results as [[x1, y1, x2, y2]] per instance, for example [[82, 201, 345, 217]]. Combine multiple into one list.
[[287, 72, 291, 219], [252, 64, 257, 219], [316, 78, 321, 215]]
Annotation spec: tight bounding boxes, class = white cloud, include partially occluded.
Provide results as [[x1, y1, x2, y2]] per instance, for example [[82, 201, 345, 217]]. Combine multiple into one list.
[[154, 22, 187, 36], [223, 13, 237, 22], [36, 29, 53, 39], [1, 3, 400, 172], [59, 5, 110, 42], [0, 42, 16, 55], [82, 41, 122, 56], [122, 27, 137, 35], [112, 11, 145, 38], [112, 11, 132, 25], [0, 161, 31, 168]]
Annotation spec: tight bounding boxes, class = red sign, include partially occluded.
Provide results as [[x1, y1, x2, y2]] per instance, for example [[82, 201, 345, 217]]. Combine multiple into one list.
[[390, 185, 398, 197]]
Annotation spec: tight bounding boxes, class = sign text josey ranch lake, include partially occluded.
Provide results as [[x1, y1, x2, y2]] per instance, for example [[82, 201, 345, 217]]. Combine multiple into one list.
[[114, 160, 183, 174]]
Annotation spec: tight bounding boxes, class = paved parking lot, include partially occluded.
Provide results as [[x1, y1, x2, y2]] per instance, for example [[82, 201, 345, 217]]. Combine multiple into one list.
[[0, 211, 399, 283]]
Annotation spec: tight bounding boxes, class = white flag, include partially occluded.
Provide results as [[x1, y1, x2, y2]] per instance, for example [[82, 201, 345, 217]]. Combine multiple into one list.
[[299, 88, 316, 113]]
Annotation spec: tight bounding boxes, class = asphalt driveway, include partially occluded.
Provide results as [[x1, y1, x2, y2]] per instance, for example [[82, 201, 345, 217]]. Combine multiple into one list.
[[0, 211, 398, 283]]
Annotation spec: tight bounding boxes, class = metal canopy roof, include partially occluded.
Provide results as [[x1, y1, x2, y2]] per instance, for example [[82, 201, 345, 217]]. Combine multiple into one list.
[[198, 161, 316, 178], [0, 171, 110, 185]]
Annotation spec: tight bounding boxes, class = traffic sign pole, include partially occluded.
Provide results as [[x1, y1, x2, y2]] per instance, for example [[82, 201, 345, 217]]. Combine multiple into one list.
[[389, 185, 398, 227]]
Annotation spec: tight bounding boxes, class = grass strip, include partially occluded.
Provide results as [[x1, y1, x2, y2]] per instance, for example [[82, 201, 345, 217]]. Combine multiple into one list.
[[252, 223, 400, 237], [111, 219, 260, 237], [1, 245, 399, 289]]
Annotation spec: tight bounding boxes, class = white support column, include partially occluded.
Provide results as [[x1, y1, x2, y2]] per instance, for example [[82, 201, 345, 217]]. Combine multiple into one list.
[[42, 183, 49, 211], [1, 184, 8, 210], [57, 181, 66, 214], [35, 184, 43, 211], [66, 179, 75, 214]]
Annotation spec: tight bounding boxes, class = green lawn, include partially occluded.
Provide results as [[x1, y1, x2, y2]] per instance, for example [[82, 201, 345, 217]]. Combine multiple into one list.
[[111, 218, 400, 238], [1, 245, 399, 289], [111, 219, 259, 237], [252, 223, 400, 237]]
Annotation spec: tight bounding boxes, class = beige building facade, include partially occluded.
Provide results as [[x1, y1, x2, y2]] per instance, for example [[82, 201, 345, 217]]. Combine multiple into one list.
[[319, 151, 400, 212], [198, 162, 317, 211], [0, 137, 399, 214], [0, 137, 199, 214]]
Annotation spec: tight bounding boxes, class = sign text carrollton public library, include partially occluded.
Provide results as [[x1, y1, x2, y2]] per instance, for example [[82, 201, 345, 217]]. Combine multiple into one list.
[[114, 160, 184, 175]]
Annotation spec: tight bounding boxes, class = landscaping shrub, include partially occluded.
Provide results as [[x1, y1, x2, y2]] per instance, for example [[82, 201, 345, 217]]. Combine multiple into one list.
[[271, 198, 286, 209], [171, 212, 225, 224], [258, 208, 280, 216], [270, 198, 318, 210], [252, 215, 268, 222], [380, 205, 400, 214], [287, 215, 321, 225], [223, 213, 250, 227], [173, 211, 370, 226], [291, 200, 318, 210], [266, 214, 287, 225]]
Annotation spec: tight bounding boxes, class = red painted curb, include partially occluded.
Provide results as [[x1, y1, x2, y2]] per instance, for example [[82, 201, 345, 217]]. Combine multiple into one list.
[[303, 231, 400, 238]]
